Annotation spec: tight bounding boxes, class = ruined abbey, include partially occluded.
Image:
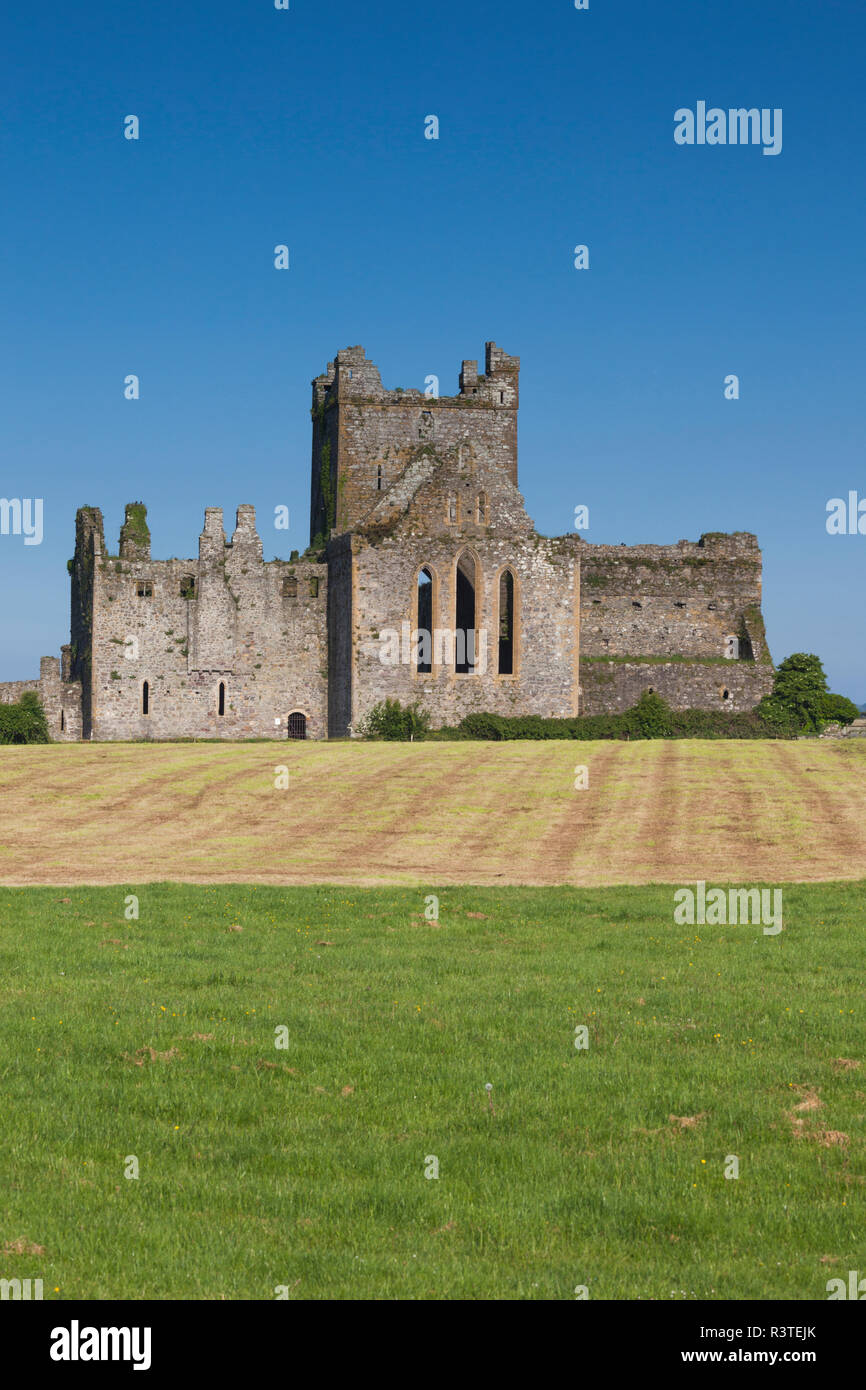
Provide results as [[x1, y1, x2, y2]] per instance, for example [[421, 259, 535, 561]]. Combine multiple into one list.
[[1, 341, 774, 740]]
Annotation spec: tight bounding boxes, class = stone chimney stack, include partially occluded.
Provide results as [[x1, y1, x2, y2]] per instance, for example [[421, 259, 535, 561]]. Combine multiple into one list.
[[230, 505, 263, 561], [198, 507, 227, 562]]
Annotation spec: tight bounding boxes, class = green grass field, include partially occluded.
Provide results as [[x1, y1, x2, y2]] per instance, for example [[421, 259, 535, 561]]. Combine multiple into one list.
[[2, 881, 864, 1299]]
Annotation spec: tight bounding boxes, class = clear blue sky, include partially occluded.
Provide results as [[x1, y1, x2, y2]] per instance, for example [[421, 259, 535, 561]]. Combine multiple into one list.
[[1, 0, 864, 697]]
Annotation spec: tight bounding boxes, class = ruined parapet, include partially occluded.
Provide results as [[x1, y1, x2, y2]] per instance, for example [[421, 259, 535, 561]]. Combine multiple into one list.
[[74, 502, 329, 740], [36, 655, 83, 739], [328, 345, 385, 400], [119, 502, 151, 561], [310, 340, 521, 542], [229, 504, 263, 562], [312, 359, 336, 408], [191, 507, 234, 670], [474, 341, 520, 408], [578, 530, 768, 671], [39, 656, 61, 734], [0, 678, 40, 703], [198, 507, 227, 562], [74, 505, 105, 559], [696, 531, 762, 559], [0, 657, 83, 739]]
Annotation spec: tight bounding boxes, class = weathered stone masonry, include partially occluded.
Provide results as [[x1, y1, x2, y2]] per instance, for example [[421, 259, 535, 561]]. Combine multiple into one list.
[[4, 340, 774, 738], [3, 502, 328, 740]]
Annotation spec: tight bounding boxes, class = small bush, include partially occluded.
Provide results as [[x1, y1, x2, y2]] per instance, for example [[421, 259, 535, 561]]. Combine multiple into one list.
[[459, 712, 509, 740], [820, 692, 860, 726], [623, 691, 673, 738], [0, 691, 52, 744], [356, 698, 431, 741]]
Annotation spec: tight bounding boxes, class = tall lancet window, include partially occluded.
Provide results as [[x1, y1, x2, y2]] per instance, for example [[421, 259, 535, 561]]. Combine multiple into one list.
[[498, 570, 515, 675], [416, 568, 433, 674], [455, 551, 478, 674]]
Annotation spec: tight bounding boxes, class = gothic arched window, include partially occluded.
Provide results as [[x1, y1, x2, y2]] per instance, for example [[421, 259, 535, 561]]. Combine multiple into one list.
[[455, 551, 479, 674], [416, 567, 433, 674], [498, 569, 515, 675]]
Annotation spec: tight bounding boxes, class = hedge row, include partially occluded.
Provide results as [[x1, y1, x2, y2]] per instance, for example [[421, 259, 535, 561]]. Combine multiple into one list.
[[437, 701, 795, 741], [362, 691, 798, 742]]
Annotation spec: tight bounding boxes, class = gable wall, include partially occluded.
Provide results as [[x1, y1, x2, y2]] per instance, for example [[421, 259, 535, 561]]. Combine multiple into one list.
[[85, 509, 328, 741]]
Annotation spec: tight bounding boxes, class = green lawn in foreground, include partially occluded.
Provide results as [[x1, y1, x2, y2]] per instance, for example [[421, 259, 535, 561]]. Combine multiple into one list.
[[1, 882, 864, 1300]]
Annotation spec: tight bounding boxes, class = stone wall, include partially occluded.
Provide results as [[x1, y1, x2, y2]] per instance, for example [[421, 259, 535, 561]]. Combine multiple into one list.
[[580, 658, 773, 715], [0, 679, 39, 702], [83, 504, 328, 740], [347, 536, 576, 735], [310, 342, 520, 540], [0, 657, 82, 740], [37, 656, 83, 740], [339, 444, 579, 735], [576, 531, 772, 713]]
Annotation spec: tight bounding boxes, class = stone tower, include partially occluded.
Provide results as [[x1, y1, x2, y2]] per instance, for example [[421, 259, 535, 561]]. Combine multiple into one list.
[[309, 342, 520, 544]]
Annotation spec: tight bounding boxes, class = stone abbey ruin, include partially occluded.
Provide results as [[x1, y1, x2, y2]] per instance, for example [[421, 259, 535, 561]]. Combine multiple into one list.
[[1, 341, 774, 740]]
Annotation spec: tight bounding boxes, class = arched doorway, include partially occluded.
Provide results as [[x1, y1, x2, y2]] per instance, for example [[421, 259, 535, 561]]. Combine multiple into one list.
[[287, 711, 307, 740]]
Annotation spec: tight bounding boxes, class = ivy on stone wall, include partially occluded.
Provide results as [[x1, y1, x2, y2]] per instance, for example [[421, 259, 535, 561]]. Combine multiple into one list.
[[121, 502, 150, 549], [320, 439, 336, 532]]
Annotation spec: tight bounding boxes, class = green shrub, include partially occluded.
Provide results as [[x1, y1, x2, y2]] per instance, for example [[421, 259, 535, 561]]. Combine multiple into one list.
[[443, 698, 793, 742], [820, 692, 860, 726], [0, 691, 52, 744], [459, 712, 509, 740], [624, 691, 674, 738], [756, 653, 829, 733], [357, 698, 431, 741]]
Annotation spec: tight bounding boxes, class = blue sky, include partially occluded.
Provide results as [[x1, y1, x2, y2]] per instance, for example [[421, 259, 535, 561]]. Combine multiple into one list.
[[1, 0, 864, 696]]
